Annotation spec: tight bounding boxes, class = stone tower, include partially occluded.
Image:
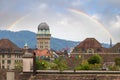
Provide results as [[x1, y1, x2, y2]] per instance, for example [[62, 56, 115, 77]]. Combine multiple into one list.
[[36, 22, 51, 50]]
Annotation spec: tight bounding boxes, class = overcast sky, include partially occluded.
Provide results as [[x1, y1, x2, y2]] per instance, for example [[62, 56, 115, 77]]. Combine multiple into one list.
[[0, 0, 120, 44]]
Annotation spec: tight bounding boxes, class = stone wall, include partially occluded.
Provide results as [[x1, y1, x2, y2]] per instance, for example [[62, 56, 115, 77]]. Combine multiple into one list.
[[35, 74, 120, 80], [18, 71, 120, 80]]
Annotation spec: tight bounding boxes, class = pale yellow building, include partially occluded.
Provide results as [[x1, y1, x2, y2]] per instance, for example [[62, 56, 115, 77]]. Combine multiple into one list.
[[36, 22, 51, 50], [0, 39, 23, 69]]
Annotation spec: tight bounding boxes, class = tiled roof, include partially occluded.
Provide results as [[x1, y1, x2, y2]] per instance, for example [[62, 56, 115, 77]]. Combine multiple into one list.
[[72, 38, 105, 53], [34, 49, 51, 56], [0, 39, 20, 49], [112, 43, 120, 48], [77, 38, 102, 48]]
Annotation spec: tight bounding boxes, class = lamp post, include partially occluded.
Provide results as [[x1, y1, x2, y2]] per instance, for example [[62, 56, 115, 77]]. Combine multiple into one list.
[[33, 52, 36, 75]]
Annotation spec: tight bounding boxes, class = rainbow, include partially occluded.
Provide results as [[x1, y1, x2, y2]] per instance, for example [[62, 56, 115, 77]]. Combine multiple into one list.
[[7, 14, 30, 30], [68, 8, 116, 42]]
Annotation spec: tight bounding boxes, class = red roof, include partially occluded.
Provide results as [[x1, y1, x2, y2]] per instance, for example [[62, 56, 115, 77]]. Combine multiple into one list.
[[34, 49, 51, 57]]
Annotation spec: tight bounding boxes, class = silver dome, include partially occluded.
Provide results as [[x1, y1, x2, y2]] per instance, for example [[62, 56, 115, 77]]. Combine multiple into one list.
[[38, 22, 49, 30]]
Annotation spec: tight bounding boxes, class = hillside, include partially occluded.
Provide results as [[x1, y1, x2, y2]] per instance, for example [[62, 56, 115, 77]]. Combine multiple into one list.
[[0, 30, 79, 50]]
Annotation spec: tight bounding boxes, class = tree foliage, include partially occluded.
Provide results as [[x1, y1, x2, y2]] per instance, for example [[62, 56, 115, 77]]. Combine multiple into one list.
[[15, 62, 23, 72], [75, 60, 90, 70], [115, 57, 120, 66], [88, 54, 102, 64], [53, 56, 68, 71], [36, 60, 49, 70]]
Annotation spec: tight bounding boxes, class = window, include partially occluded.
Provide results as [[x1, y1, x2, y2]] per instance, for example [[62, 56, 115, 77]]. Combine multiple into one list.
[[14, 50, 21, 53], [7, 54, 11, 58], [7, 60, 11, 64], [15, 60, 16, 63], [7, 49, 12, 53], [82, 48, 86, 53], [2, 54, 5, 58], [2, 66, 5, 69], [2, 60, 4, 64], [87, 49, 93, 53], [1, 49, 5, 53], [7, 65, 9, 69], [119, 49, 120, 53], [97, 48, 101, 52], [16, 55, 19, 58], [18, 55, 20, 58]]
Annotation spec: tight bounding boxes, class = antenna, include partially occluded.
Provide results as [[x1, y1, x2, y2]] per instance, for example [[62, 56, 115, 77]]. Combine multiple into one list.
[[110, 38, 112, 48]]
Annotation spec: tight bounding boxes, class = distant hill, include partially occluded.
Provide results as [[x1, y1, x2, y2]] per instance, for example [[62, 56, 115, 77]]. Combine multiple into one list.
[[0, 30, 79, 50], [101, 43, 110, 48], [0, 30, 110, 50]]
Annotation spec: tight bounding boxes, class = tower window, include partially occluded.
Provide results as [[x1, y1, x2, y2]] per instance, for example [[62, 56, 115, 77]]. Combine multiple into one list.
[[45, 42, 48, 44], [40, 46, 43, 48]]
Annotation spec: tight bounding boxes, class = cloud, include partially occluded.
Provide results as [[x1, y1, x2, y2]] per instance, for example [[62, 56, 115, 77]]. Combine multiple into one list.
[[108, 15, 120, 42], [0, 0, 120, 43], [38, 3, 48, 10], [105, 0, 120, 6], [91, 14, 101, 20], [71, 0, 82, 7]]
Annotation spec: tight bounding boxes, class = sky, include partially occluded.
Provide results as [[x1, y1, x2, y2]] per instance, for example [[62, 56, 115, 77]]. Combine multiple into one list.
[[0, 0, 120, 44]]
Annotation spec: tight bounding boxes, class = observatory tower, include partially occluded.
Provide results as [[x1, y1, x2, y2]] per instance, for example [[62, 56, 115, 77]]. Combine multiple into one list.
[[36, 22, 51, 50]]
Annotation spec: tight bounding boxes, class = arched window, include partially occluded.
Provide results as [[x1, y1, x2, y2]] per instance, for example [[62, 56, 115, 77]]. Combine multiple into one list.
[[87, 48, 94, 53]]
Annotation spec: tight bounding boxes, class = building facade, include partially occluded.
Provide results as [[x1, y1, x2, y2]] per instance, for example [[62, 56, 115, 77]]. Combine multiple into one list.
[[36, 22, 51, 50], [72, 38, 120, 54], [0, 39, 23, 69], [72, 38, 105, 53]]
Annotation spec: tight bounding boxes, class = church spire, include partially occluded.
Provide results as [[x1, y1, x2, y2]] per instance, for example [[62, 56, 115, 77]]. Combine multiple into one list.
[[110, 38, 112, 48], [24, 42, 29, 49]]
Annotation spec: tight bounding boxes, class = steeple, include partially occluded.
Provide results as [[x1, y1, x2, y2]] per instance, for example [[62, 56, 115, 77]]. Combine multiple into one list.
[[110, 38, 112, 48], [24, 42, 29, 49]]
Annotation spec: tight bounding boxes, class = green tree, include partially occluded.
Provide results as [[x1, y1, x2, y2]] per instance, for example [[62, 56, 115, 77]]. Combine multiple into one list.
[[115, 57, 120, 66], [54, 56, 68, 71], [67, 55, 82, 70], [36, 60, 48, 70], [88, 54, 102, 65], [15, 62, 23, 72], [75, 60, 90, 70]]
